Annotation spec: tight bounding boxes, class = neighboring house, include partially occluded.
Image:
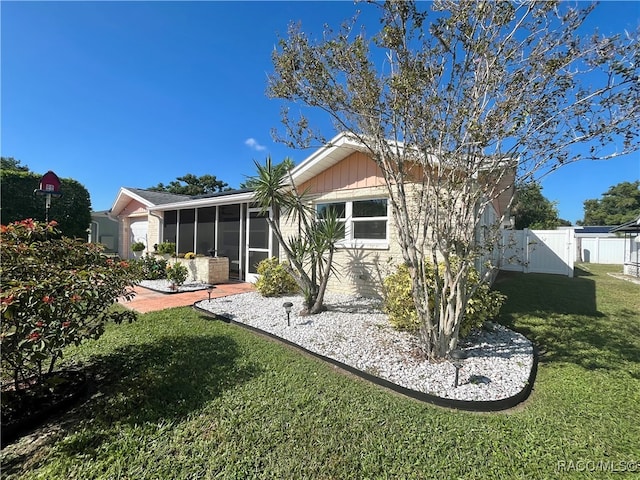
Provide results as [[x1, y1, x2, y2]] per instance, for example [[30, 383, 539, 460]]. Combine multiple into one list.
[[109, 133, 513, 294], [610, 215, 640, 277], [88, 210, 119, 254]]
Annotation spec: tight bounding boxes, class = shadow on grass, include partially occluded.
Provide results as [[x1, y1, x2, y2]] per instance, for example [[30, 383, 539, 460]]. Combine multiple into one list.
[[494, 266, 599, 317], [494, 269, 639, 376], [55, 335, 261, 455]]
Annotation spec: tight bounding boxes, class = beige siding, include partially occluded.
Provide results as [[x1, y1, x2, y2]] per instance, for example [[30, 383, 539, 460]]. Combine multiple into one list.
[[299, 151, 386, 194], [280, 183, 404, 298]]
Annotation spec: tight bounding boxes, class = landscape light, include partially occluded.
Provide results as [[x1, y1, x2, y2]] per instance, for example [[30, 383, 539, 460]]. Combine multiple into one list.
[[450, 349, 468, 388], [283, 302, 293, 326]]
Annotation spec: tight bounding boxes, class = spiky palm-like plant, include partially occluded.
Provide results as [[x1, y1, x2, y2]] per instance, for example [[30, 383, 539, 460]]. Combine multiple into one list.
[[252, 156, 343, 314]]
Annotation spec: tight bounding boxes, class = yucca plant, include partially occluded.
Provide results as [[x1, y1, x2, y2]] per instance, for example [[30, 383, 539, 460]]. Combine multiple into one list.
[[252, 156, 344, 314]]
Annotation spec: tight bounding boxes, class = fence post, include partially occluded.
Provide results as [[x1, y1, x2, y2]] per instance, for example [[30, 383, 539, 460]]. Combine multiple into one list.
[[566, 228, 574, 278], [524, 228, 530, 274]]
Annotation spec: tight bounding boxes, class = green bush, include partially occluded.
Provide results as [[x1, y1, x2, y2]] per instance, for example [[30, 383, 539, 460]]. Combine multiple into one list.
[[382, 260, 506, 338], [166, 262, 188, 287], [133, 254, 168, 280], [157, 242, 176, 255], [255, 257, 299, 297], [381, 264, 421, 332], [131, 241, 145, 252], [0, 219, 138, 390]]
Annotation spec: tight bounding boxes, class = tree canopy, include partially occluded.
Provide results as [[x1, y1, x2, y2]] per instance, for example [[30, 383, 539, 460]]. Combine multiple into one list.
[[0, 158, 92, 239], [268, 1, 639, 358], [1, 157, 29, 172], [580, 181, 640, 226], [511, 182, 567, 229], [148, 174, 230, 196]]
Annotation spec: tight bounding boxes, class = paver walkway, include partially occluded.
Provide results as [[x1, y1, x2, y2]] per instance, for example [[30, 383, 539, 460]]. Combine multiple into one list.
[[120, 282, 255, 313]]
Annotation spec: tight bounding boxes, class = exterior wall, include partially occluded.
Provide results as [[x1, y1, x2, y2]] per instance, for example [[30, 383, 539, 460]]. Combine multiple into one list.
[[172, 256, 230, 284], [147, 213, 161, 252], [89, 212, 119, 253], [116, 199, 149, 258], [281, 152, 402, 298], [622, 234, 639, 277], [299, 151, 386, 193]]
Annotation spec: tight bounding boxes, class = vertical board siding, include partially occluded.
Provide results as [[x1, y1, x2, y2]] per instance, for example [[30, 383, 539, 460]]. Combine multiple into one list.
[[300, 152, 385, 194]]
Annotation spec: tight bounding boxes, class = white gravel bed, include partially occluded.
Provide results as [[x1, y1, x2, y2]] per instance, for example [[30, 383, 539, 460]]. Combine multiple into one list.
[[139, 279, 210, 293], [196, 292, 534, 402]]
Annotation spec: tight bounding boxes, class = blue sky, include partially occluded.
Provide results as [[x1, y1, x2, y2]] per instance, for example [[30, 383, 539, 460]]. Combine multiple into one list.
[[2, 1, 639, 224]]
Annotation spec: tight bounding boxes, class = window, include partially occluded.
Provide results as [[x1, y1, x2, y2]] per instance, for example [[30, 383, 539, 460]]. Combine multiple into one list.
[[316, 198, 388, 247]]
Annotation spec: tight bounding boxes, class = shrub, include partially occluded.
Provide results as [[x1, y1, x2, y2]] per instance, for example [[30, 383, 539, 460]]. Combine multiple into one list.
[[157, 242, 176, 255], [255, 257, 299, 297], [133, 254, 168, 280], [381, 263, 421, 332], [0, 219, 138, 390], [382, 260, 506, 338], [131, 241, 145, 252], [166, 262, 188, 287]]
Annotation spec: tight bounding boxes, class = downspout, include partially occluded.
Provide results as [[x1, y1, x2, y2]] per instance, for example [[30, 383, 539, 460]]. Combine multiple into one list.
[[149, 209, 164, 252]]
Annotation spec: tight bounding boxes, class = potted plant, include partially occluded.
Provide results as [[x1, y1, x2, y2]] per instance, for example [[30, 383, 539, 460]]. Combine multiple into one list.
[[131, 241, 145, 258]]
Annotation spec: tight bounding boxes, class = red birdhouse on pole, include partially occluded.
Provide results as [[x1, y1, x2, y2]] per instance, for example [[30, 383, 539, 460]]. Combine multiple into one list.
[[38, 170, 62, 193], [34, 170, 63, 222]]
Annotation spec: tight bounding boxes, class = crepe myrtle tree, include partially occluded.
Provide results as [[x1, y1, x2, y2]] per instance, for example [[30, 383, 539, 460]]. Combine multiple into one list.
[[252, 156, 344, 314], [267, 1, 639, 359]]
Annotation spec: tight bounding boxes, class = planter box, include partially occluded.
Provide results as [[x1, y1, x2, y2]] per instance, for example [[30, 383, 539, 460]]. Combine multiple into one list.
[[172, 256, 230, 284]]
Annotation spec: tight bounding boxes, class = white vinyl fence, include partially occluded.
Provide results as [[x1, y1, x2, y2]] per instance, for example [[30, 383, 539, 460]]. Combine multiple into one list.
[[576, 237, 626, 264], [499, 229, 575, 277]]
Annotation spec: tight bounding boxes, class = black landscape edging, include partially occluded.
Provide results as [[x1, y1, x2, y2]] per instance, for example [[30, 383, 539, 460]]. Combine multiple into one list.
[[193, 303, 538, 412], [137, 283, 211, 295]]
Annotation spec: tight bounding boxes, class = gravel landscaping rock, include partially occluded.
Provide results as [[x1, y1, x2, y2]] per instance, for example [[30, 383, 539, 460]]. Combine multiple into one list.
[[139, 279, 210, 293], [196, 292, 534, 402]]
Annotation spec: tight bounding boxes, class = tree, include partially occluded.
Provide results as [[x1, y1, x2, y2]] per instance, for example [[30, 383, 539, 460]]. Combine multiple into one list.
[[1, 220, 137, 390], [580, 181, 640, 225], [511, 182, 561, 229], [149, 173, 230, 195], [268, 1, 639, 359], [0, 166, 92, 239], [252, 156, 343, 314], [1, 156, 29, 172]]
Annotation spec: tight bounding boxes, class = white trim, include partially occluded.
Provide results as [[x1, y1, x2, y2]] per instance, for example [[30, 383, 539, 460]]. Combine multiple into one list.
[[316, 197, 390, 248], [148, 191, 255, 211]]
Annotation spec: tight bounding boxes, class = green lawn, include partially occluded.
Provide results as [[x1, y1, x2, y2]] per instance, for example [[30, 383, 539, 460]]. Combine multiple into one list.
[[2, 264, 639, 479]]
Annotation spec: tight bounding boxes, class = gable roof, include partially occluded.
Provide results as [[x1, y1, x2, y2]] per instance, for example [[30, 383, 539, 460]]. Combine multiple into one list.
[[110, 187, 192, 217], [147, 188, 256, 211], [290, 132, 370, 186]]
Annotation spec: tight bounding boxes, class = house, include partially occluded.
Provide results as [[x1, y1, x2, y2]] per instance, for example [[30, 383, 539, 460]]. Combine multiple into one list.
[[88, 210, 120, 254], [110, 133, 513, 294], [110, 188, 191, 259], [610, 215, 640, 277]]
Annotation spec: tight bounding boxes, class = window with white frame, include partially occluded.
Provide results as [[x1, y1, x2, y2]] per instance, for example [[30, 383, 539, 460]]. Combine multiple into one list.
[[316, 198, 388, 246]]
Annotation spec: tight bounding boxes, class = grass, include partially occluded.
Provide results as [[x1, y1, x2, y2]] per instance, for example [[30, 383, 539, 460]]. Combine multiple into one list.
[[2, 264, 638, 479]]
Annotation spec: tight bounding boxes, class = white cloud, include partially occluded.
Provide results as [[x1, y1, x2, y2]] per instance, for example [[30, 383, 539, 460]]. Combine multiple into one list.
[[245, 138, 267, 151]]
